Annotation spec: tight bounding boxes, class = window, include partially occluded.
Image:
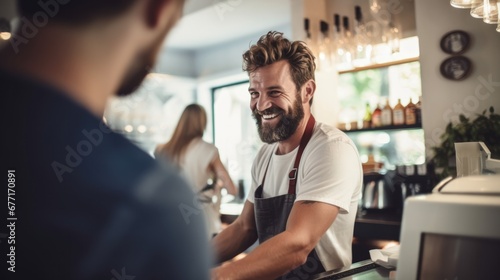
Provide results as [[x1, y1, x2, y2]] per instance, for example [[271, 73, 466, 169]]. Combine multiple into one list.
[[212, 82, 263, 199]]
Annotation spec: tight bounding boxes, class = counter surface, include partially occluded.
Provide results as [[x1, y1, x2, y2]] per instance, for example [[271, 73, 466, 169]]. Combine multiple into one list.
[[311, 260, 393, 280]]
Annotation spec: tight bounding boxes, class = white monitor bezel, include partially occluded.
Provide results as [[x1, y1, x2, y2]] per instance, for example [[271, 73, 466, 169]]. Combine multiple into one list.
[[396, 192, 500, 279]]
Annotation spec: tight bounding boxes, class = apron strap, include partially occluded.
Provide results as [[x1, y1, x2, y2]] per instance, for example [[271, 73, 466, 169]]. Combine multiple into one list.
[[288, 115, 315, 195], [260, 152, 273, 188]]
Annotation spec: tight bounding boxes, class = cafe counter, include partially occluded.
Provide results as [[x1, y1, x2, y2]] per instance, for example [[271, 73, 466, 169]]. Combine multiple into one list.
[[311, 260, 395, 280]]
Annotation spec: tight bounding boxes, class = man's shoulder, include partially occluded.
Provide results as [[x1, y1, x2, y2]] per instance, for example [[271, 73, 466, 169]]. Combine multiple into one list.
[[313, 122, 353, 144]]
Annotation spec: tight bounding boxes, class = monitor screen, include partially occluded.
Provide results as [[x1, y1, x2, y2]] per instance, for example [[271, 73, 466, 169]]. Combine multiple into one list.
[[418, 233, 500, 280]]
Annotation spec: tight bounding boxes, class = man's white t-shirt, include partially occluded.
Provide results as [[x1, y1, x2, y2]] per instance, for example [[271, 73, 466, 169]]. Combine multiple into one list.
[[247, 122, 363, 271]]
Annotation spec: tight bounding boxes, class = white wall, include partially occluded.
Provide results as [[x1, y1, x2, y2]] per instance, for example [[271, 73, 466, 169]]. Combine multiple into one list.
[[415, 0, 500, 157]]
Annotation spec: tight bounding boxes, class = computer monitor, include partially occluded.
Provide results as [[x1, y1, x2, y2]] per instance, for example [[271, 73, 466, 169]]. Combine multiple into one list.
[[396, 175, 500, 280]]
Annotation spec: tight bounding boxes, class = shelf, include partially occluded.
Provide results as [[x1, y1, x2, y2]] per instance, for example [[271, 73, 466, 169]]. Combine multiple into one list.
[[341, 123, 422, 133], [338, 56, 420, 74]]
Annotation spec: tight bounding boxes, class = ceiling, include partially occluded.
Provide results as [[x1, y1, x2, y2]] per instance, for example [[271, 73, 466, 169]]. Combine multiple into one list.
[[1, 0, 415, 52], [0, 0, 291, 51], [164, 0, 292, 51]]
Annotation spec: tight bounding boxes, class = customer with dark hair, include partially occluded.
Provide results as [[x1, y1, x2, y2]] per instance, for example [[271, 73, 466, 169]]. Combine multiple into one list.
[[211, 31, 362, 279], [1, 0, 211, 279], [155, 104, 237, 238]]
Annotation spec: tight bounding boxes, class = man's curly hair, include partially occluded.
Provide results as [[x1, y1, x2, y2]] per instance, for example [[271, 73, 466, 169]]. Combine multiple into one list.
[[242, 31, 316, 105]]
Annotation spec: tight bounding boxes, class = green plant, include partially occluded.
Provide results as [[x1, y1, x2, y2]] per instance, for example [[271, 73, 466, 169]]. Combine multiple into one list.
[[431, 106, 500, 179]]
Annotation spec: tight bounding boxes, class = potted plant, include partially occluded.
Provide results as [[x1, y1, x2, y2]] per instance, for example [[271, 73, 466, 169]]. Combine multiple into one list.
[[431, 106, 500, 179]]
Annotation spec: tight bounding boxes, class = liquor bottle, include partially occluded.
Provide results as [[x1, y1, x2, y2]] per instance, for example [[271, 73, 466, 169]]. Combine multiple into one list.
[[393, 98, 405, 126], [371, 104, 382, 128], [304, 18, 318, 57], [381, 99, 393, 126], [415, 97, 422, 125], [405, 98, 417, 125], [363, 102, 372, 129], [335, 16, 353, 71], [304, 18, 311, 41], [332, 14, 342, 66], [343, 16, 352, 42], [317, 20, 332, 70], [352, 6, 372, 67]]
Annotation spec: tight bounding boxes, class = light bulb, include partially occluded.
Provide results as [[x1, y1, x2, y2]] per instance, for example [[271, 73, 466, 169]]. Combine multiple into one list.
[[451, 0, 482, 8]]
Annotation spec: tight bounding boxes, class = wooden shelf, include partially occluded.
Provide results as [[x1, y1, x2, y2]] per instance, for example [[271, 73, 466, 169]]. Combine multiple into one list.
[[341, 123, 422, 133], [338, 56, 420, 74]]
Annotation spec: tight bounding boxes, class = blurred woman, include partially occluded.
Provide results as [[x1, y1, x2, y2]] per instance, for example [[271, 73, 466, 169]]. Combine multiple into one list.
[[155, 104, 237, 238]]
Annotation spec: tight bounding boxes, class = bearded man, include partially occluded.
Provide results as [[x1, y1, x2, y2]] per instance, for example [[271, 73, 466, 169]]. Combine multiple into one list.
[[211, 31, 363, 280]]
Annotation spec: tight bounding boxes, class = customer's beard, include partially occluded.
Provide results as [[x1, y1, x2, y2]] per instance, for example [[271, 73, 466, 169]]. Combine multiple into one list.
[[116, 52, 153, 97], [115, 30, 168, 97], [252, 95, 305, 144], [116, 3, 184, 97]]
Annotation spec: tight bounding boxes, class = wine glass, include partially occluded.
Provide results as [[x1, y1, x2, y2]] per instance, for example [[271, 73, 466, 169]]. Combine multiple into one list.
[[369, 0, 382, 13], [497, 2, 500, 31], [483, 0, 499, 24]]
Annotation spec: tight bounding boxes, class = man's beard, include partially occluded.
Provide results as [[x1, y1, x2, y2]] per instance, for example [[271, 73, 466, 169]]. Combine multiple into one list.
[[252, 93, 305, 144], [115, 26, 170, 97], [116, 50, 154, 97]]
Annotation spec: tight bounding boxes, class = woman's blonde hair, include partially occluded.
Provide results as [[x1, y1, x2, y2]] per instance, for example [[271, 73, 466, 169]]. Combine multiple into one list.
[[159, 104, 207, 163]]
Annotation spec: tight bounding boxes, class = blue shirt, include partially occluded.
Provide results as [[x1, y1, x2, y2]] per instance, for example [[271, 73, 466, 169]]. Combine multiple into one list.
[[1, 69, 211, 280]]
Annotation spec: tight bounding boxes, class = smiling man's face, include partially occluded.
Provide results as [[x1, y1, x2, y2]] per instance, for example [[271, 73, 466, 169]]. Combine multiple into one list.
[[249, 60, 304, 144]]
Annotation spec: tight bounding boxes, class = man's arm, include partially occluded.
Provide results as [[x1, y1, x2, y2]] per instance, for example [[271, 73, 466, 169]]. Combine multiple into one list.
[[211, 200, 339, 280], [212, 200, 258, 263]]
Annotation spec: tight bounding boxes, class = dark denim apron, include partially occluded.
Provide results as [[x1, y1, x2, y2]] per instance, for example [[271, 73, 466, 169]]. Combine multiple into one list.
[[254, 116, 326, 280]]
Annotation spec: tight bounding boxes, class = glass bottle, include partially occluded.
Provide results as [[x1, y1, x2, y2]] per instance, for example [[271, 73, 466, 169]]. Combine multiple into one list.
[[393, 98, 405, 126], [317, 20, 333, 71], [381, 98, 393, 127], [335, 16, 353, 71], [371, 103, 382, 128], [415, 97, 422, 125], [332, 14, 342, 67], [363, 102, 372, 129], [352, 6, 372, 67], [405, 98, 417, 125], [304, 18, 311, 44]]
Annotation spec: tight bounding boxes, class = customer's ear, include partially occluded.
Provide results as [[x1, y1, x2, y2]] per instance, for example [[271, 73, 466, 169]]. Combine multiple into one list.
[[144, 0, 179, 28]]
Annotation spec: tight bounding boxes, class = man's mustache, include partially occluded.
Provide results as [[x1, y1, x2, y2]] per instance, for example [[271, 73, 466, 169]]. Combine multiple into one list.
[[253, 107, 284, 117]]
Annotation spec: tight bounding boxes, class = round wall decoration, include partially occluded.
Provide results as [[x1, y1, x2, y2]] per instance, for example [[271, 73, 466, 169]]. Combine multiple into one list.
[[440, 56, 472, 81], [440, 30, 470, 55]]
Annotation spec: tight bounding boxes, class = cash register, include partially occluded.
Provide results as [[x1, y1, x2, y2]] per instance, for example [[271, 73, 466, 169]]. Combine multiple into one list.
[[396, 142, 500, 280], [312, 142, 500, 280]]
